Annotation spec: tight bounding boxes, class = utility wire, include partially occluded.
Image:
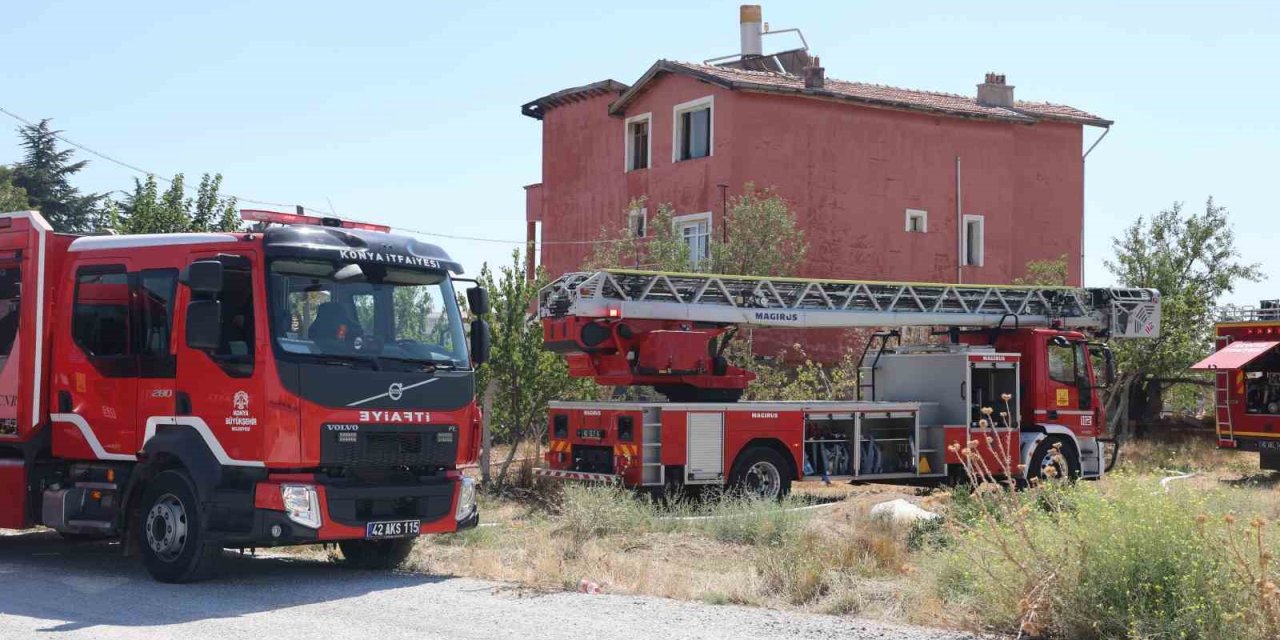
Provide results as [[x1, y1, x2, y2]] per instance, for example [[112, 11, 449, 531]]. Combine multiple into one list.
[[0, 105, 639, 247]]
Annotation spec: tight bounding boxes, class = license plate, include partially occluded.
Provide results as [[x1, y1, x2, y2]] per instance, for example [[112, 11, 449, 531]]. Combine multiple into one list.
[[578, 429, 604, 439], [365, 519, 421, 539], [1260, 440, 1280, 450]]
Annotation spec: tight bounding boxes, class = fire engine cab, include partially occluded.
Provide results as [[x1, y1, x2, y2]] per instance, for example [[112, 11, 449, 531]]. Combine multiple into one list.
[[0, 209, 489, 582], [536, 270, 1160, 497], [1194, 301, 1280, 468]]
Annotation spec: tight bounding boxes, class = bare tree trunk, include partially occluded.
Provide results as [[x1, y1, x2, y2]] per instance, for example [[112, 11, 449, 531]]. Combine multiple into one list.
[[494, 422, 523, 489], [480, 382, 495, 486]]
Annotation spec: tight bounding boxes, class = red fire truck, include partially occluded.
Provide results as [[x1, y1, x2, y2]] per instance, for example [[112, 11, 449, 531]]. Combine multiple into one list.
[[1194, 301, 1280, 468], [536, 270, 1160, 497], [0, 209, 489, 582]]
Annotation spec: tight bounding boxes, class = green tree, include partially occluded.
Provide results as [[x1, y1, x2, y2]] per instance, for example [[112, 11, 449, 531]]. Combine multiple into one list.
[[585, 197, 690, 271], [1104, 198, 1262, 438], [116, 172, 239, 234], [11, 119, 103, 232], [0, 166, 29, 212], [1014, 254, 1070, 286], [710, 183, 807, 276], [477, 249, 594, 488]]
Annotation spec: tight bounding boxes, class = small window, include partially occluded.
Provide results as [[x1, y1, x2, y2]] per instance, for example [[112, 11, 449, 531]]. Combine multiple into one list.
[[906, 209, 927, 233], [674, 97, 713, 162], [1048, 342, 1078, 385], [214, 266, 255, 376], [628, 207, 647, 238], [136, 269, 178, 376], [73, 268, 131, 357], [963, 215, 985, 267], [625, 114, 651, 171], [0, 266, 21, 361], [674, 213, 712, 268]]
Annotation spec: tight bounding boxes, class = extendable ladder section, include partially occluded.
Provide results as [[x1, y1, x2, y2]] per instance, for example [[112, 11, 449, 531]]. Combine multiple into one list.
[[541, 270, 1162, 339]]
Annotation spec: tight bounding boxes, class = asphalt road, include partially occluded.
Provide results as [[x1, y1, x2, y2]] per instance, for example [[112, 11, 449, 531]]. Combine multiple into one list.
[[0, 530, 975, 640]]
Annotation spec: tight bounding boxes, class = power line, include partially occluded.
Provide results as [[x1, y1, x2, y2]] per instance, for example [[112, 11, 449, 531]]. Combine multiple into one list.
[[0, 104, 639, 247]]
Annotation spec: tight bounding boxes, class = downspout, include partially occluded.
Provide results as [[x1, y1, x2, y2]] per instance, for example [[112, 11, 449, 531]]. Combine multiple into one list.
[[1080, 125, 1111, 284], [956, 155, 963, 284]]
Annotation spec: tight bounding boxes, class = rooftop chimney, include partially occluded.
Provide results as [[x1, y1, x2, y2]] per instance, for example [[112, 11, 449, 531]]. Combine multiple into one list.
[[740, 5, 763, 57], [976, 72, 1015, 108], [803, 56, 825, 89]]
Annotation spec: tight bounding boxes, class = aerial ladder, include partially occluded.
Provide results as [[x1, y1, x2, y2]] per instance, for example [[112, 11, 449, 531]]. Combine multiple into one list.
[[541, 269, 1161, 401]]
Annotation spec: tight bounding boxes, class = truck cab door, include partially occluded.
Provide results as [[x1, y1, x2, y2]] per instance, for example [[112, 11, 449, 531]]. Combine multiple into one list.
[[172, 253, 265, 466], [133, 269, 179, 445], [59, 264, 139, 459], [1044, 337, 1094, 433]]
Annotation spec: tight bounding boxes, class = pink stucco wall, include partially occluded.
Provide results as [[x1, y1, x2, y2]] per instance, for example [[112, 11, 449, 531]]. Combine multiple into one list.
[[528, 73, 1085, 287]]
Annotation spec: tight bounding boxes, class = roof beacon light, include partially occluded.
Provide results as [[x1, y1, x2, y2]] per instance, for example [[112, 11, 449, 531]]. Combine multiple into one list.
[[240, 209, 391, 233]]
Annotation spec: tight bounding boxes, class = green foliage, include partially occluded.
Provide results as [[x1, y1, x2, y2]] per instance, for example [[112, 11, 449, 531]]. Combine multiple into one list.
[[477, 249, 595, 486], [586, 184, 807, 276], [928, 477, 1278, 639], [0, 166, 29, 212], [1014, 254, 1070, 286], [1105, 199, 1261, 429], [710, 183, 807, 276], [118, 172, 239, 234], [10, 119, 103, 232]]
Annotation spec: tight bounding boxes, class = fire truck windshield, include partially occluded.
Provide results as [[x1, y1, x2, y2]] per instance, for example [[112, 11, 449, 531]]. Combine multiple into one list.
[[268, 259, 468, 370]]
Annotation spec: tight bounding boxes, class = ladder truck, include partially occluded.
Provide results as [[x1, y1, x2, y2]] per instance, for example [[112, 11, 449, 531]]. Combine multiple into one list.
[[535, 270, 1160, 497], [1193, 301, 1280, 470], [0, 209, 489, 582]]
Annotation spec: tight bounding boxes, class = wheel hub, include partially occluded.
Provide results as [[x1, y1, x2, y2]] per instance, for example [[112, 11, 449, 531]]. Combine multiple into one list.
[[745, 461, 781, 499], [145, 493, 189, 562]]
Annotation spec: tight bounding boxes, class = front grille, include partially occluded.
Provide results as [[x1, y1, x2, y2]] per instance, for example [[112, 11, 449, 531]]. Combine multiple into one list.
[[321, 424, 458, 469], [324, 480, 455, 526]]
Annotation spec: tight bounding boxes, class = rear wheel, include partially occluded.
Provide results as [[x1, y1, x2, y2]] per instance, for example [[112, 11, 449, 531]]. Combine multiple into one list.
[[137, 469, 222, 583], [1028, 436, 1080, 483], [339, 538, 417, 570], [729, 447, 792, 500]]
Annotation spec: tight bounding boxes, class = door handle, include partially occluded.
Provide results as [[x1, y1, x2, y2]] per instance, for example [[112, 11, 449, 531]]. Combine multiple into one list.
[[176, 392, 192, 415], [58, 391, 72, 413]]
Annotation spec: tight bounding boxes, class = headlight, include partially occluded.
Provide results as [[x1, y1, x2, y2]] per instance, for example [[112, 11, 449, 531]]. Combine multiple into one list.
[[455, 476, 477, 522], [280, 484, 322, 529]]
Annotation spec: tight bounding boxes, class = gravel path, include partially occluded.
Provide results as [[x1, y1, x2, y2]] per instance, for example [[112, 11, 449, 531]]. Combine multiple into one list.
[[0, 530, 977, 640]]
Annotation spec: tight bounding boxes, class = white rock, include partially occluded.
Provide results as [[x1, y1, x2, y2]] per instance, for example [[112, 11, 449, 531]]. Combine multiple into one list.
[[869, 498, 940, 525]]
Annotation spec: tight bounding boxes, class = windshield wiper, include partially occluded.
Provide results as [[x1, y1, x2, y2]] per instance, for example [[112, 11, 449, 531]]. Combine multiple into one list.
[[293, 352, 381, 370], [375, 355, 466, 372]]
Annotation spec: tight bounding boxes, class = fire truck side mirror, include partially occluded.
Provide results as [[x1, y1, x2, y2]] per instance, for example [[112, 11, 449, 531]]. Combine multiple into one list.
[[186, 300, 223, 351], [467, 287, 490, 316], [470, 319, 491, 366], [1088, 343, 1116, 389], [183, 260, 224, 295]]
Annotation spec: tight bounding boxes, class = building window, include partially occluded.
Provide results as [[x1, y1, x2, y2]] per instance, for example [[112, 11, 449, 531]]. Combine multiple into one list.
[[905, 209, 927, 233], [628, 207, 647, 238], [673, 96, 713, 162], [625, 113, 651, 171], [673, 212, 712, 268], [963, 214, 985, 267]]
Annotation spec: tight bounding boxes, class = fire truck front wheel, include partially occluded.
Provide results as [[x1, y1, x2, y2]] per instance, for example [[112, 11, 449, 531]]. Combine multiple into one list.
[[729, 447, 792, 500], [339, 538, 417, 570], [137, 469, 223, 583]]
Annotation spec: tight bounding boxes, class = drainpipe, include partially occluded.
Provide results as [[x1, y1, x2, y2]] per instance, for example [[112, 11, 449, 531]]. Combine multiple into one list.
[[955, 156, 963, 284], [1080, 126, 1111, 285]]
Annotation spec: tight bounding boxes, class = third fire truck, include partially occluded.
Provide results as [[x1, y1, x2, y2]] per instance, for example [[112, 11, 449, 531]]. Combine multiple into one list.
[[1194, 301, 1280, 469], [536, 270, 1160, 497]]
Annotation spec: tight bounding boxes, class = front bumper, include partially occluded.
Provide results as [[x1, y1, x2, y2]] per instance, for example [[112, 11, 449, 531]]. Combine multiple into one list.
[[240, 473, 477, 544]]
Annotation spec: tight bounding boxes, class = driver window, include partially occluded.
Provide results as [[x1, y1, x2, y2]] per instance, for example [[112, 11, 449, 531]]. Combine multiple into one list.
[[214, 267, 255, 376], [1048, 343, 1077, 385]]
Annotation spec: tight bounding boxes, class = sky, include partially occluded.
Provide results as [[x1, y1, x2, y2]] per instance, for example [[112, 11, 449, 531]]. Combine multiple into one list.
[[1, 1, 1276, 304]]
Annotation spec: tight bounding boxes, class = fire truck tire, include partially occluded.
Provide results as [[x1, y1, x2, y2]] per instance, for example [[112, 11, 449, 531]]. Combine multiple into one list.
[[339, 538, 417, 570], [729, 447, 792, 500], [1028, 436, 1080, 483], [137, 469, 222, 583]]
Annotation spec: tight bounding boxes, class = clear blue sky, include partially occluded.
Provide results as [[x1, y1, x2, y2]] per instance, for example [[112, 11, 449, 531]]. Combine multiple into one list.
[[1, 1, 1275, 304]]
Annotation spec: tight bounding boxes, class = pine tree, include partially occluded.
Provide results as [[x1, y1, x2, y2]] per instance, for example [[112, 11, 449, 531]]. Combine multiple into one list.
[[11, 119, 102, 232]]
